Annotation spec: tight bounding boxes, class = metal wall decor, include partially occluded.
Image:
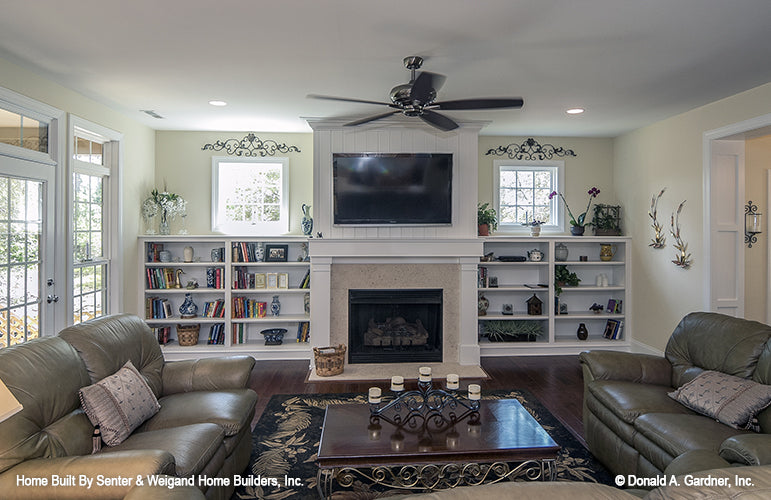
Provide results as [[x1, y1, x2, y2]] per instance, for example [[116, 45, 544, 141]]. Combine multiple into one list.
[[485, 137, 577, 160], [745, 201, 762, 248], [648, 188, 667, 248], [670, 200, 692, 269], [201, 132, 301, 156]]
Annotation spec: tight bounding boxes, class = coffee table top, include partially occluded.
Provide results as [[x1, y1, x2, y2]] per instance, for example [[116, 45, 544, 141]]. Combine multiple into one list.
[[317, 398, 559, 468]]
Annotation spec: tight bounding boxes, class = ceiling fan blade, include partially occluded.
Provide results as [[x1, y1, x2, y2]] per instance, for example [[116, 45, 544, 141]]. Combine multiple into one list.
[[433, 98, 524, 110], [344, 110, 402, 127], [420, 110, 459, 131], [307, 94, 393, 107], [410, 71, 446, 103]]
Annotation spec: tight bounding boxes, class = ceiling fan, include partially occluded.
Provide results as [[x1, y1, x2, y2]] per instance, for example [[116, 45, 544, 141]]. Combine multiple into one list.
[[308, 56, 524, 131]]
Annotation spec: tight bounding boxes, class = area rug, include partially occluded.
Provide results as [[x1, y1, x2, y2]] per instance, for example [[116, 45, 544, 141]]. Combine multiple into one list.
[[233, 390, 614, 499]]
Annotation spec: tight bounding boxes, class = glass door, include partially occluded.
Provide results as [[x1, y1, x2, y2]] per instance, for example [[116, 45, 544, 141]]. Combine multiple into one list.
[[0, 156, 55, 347]]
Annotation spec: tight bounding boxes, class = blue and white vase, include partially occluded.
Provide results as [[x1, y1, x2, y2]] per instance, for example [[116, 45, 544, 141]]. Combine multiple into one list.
[[179, 293, 198, 318], [270, 295, 281, 317], [301, 204, 313, 236]]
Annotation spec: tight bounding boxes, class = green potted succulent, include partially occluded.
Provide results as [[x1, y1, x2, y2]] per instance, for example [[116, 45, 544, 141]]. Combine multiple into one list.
[[477, 202, 498, 236]]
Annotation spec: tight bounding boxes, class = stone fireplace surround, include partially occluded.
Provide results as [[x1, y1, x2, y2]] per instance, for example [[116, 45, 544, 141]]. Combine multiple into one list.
[[308, 239, 483, 378]]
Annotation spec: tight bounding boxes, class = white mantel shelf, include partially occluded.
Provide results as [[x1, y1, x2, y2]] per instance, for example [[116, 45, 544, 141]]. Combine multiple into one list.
[[309, 238, 483, 263]]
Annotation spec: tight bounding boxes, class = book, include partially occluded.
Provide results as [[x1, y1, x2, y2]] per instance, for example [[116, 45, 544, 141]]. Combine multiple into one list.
[[603, 319, 618, 339], [606, 299, 617, 314]]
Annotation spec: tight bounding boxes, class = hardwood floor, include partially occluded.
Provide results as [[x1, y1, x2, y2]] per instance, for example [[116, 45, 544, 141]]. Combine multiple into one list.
[[247, 355, 586, 447]]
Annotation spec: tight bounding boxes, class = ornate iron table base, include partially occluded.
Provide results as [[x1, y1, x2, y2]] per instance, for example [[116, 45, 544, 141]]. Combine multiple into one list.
[[317, 459, 557, 499]]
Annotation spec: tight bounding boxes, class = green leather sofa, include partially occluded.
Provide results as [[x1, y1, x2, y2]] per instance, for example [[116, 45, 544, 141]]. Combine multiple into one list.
[[580, 312, 771, 478], [0, 314, 258, 499]]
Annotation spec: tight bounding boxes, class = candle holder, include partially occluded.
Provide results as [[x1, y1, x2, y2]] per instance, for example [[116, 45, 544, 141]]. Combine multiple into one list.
[[746, 201, 762, 248], [368, 370, 480, 421]]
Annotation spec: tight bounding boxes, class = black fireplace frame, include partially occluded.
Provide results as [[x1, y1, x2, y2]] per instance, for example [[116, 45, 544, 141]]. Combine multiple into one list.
[[347, 288, 443, 364]]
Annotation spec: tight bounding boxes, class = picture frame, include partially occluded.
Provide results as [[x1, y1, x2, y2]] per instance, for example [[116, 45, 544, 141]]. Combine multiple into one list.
[[254, 273, 266, 289], [266, 273, 278, 289], [265, 244, 288, 262], [278, 273, 289, 289]]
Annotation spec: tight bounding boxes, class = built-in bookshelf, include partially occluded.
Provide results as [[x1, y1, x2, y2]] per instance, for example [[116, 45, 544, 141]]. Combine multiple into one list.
[[478, 236, 631, 356], [139, 236, 311, 360]]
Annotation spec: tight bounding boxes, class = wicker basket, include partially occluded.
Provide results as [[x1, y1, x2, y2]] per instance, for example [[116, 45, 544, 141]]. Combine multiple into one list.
[[313, 344, 346, 377], [176, 324, 200, 346]]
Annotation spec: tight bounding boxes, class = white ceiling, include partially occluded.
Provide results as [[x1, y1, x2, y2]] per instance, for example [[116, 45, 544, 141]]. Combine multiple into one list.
[[1, 0, 770, 137]]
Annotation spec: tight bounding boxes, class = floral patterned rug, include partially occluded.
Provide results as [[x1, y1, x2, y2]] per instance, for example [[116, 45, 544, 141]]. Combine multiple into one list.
[[233, 390, 613, 499]]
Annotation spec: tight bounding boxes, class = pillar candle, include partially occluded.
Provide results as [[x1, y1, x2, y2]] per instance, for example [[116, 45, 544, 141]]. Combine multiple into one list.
[[468, 383, 481, 400], [391, 375, 404, 392], [419, 366, 432, 382], [368, 387, 381, 404], [446, 373, 459, 390]]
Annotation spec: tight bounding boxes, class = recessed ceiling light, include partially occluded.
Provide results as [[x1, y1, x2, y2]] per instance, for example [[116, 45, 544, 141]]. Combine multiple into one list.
[[566, 108, 585, 115], [209, 100, 227, 107]]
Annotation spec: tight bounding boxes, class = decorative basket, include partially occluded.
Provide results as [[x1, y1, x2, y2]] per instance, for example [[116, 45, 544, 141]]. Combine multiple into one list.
[[176, 324, 200, 346], [313, 344, 346, 377]]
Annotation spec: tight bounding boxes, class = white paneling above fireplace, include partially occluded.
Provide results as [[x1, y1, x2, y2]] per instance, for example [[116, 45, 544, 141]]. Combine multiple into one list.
[[307, 119, 486, 240]]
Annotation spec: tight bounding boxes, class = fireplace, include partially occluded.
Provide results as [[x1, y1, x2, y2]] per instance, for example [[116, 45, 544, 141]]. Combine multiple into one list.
[[348, 289, 443, 364]]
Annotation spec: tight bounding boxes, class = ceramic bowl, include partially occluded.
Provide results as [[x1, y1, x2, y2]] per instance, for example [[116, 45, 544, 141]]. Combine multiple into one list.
[[261, 328, 287, 345]]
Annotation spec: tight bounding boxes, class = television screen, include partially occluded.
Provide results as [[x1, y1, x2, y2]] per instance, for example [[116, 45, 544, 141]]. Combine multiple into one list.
[[333, 153, 453, 225]]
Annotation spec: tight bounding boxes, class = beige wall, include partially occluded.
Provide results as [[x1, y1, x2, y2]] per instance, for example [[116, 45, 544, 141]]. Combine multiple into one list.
[[745, 134, 771, 322], [615, 82, 771, 351], [154, 131, 313, 235], [478, 136, 616, 233], [0, 56, 155, 318]]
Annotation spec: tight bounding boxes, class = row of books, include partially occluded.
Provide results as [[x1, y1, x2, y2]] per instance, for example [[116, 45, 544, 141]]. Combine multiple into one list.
[[232, 297, 267, 318], [146, 297, 172, 319], [147, 243, 165, 262], [207, 323, 226, 345], [606, 299, 623, 314], [201, 299, 226, 318], [232, 242, 263, 262], [603, 319, 624, 339], [296, 321, 310, 343], [206, 268, 225, 289], [478, 267, 490, 288], [146, 268, 178, 289], [154, 326, 171, 345]]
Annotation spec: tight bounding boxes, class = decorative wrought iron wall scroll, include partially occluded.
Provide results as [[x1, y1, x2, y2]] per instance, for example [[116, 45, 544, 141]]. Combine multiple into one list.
[[485, 138, 577, 160], [201, 133, 301, 156]]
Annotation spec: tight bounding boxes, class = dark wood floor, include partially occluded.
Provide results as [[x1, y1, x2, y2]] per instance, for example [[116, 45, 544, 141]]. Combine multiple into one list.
[[247, 355, 586, 447]]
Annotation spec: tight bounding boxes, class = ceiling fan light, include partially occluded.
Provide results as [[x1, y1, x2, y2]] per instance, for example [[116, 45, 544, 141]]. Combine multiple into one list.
[[566, 108, 585, 115]]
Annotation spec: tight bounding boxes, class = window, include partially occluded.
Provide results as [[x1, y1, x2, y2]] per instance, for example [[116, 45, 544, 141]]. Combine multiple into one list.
[[0, 107, 49, 154], [212, 157, 289, 234], [70, 123, 120, 325], [493, 161, 564, 232]]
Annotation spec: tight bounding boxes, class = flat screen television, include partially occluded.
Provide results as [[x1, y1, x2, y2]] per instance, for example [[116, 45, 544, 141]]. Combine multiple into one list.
[[333, 153, 453, 225]]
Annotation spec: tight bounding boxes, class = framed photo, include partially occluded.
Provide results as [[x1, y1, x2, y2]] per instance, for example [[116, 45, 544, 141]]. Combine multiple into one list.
[[278, 273, 289, 289], [254, 273, 266, 289], [266, 273, 278, 289], [265, 244, 288, 262]]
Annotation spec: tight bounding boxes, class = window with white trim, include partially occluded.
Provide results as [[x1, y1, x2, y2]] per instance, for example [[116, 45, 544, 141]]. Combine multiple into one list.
[[212, 157, 289, 234], [493, 161, 564, 232]]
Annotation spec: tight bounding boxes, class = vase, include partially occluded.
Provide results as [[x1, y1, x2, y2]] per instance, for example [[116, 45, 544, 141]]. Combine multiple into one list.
[[570, 225, 585, 236], [555, 243, 569, 262], [179, 293, 198, 318], [159, 212, 170, 235], [270, 295, 281, 317], [600, 243, 617, 262], [577, 323, 589, 340], [256, 242, 265, 262], [301, 204, 314, 236], [478, 294, 489, 316], [183, 246, 194, 263], [530, 226, 541, 237]]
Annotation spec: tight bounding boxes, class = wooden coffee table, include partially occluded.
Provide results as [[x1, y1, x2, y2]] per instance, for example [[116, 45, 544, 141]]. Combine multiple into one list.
[[316, 398, 559, 498]]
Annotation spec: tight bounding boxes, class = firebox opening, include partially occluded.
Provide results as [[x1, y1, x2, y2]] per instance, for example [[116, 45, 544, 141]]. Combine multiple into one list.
[[348, 289, 443, 364]]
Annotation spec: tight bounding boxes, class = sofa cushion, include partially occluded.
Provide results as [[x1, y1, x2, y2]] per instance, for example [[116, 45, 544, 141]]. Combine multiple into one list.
[[665, 312, 771, 388], [634, 413, 751, 460], [102, 423, 224, 477], [140, 389, 257, 437], [59, 313, 165, 396], [588, 380, 693, 424], [79, 360, 161, 446], [0, 337, 93, 474], [668, 370, 771, 431]]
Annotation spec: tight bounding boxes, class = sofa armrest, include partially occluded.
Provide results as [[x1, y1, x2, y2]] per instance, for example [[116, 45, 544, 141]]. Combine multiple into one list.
[[720, 434, 771, 465], [664, 450, 732, 476], [579, 350, 672, 386], [0, 450, 175, 499], [161, 355, 255, 396]]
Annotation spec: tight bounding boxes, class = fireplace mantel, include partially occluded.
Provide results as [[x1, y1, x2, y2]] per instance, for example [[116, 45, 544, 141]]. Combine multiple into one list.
[[309, 238, 482, 263]]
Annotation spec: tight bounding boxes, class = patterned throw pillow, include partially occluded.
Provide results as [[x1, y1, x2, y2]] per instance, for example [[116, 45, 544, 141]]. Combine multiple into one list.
[[668, 370, 771, 431], [79, 360, 160, 446]]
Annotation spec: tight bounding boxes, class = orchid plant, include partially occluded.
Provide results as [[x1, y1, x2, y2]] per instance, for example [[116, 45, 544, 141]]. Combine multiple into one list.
[[549, 187, 601, 227]]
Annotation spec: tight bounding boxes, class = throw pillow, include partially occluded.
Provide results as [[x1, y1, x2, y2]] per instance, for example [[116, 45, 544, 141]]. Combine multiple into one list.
[[79, 360, 160, 446], [668, 370, 771, 431]]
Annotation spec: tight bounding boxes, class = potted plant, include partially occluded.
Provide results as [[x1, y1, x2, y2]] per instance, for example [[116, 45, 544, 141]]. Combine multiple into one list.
[[483, 320, 543, 342], [549, 187, 601, 235], [554, 265, 581, 295], [477, 202, 498, 236], [522, 218, 546, 237], [592, 204, 622, 236]]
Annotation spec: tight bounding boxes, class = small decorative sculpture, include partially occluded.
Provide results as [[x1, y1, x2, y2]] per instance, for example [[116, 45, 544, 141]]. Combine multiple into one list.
[[270, 295, 281, 316], [670, 200, 692, 269], [174, 269, 184, 288], [179, 293, 198, 318], [648, 188, 667, 248]]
